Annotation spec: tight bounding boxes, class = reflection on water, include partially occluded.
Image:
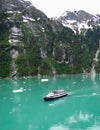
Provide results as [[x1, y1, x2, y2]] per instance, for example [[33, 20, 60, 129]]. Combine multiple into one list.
[[50, 124, 68, 130], [0, 75, 100, 130], [49, 109, 100, 130], [90, 71, 96, 85]]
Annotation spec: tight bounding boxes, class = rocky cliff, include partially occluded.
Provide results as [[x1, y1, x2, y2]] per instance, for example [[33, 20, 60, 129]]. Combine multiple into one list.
[[0, 0, 100, 78]]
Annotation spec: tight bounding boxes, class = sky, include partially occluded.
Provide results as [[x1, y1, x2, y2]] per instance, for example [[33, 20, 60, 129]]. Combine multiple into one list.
[[28, 0, 100, 17]]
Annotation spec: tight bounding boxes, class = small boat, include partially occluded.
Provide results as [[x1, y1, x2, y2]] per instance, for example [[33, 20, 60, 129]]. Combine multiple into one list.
[[44, 90, 68, 101]]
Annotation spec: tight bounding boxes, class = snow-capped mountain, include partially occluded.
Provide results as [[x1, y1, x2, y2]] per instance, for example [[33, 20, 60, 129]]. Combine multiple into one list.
[[0, 0, 100, 78], [55, 10, 100, 34]]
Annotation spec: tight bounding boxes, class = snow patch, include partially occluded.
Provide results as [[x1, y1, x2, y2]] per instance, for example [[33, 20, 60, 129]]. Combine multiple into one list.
[[7, 11, 21, 14], [37, 17, 40, 21], [7, 11, 14, 14], [9, 39, 20, 44], [23, 16, 35, 22]]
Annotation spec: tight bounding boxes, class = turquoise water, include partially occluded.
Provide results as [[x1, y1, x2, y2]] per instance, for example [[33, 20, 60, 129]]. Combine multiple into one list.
[[0, 74, 100, 130]]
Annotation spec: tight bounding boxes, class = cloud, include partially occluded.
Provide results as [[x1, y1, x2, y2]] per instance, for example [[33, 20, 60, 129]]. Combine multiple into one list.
[[29, 0, 100, 17]]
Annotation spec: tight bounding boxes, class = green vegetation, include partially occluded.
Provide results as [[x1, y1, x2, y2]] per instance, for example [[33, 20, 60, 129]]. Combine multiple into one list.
[[4, 25, 100, 77], [0, 9, 100, 78], [0, 11, 11, 77]]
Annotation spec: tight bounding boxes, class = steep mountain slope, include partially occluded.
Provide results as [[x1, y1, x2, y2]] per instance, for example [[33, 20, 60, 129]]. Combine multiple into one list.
[[0, 0, 100, 78], [55, 10, 100, 34], [0, 0, 64, 77]]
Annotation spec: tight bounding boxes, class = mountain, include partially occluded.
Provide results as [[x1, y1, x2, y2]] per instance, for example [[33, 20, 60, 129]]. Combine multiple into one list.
[[0, 0, 64, 77], [0, 0, 100, 78], [54, 10, 100, 34]]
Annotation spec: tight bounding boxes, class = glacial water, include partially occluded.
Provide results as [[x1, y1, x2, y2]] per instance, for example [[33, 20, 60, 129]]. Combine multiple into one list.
[[0, 74, 100, 130]]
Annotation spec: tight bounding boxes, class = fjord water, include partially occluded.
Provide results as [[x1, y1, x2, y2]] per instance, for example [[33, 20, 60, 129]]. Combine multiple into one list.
[[0, 75, 100, 130]]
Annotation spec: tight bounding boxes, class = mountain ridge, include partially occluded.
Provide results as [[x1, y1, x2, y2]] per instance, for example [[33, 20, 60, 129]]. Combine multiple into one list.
[[0, 0, 100, 78], [54, 10, 100, 34]]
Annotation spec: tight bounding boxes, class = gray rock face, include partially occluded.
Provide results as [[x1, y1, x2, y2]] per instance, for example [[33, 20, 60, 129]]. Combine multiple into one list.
[[0, 0, 100, 77], [55, 10, 100, 33]]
